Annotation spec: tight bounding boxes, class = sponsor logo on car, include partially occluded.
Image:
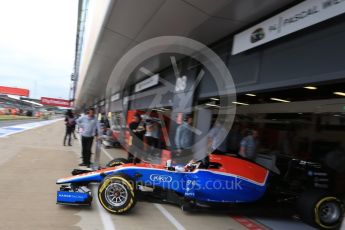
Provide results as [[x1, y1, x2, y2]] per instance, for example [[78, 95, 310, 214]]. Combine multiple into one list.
[[149, 174, 173, 182], [58, 193, 85, 199]]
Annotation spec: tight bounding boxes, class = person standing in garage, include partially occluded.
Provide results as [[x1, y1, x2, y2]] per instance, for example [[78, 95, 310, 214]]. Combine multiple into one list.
[[76, 108, 99, 167], [208, 121, 229, 154], [144, 120, 161, 160], [175, 114, 194, 162], [239, 129, 259, 161], [128, 113, 145, 163]]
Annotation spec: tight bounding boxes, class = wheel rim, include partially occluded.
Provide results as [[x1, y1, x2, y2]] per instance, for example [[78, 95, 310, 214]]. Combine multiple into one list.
[[318, 201, 341, 225], [105, 182, 128, 207]]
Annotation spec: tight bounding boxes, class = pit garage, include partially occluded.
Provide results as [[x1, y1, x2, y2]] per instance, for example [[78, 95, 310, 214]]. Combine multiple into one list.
[[69, 0, 345, 229]]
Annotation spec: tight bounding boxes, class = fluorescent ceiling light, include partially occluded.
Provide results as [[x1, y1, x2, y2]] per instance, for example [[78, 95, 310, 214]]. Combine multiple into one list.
[[210, 98, 219, 101], [153, 109, 165, 112], [206, 103, 220, 107], [304, 86, 317, 90], [232, 101, 249, 106], [334, 92, 345, 96], [270, 98, 291, 103], [245, 93, 256, 97]]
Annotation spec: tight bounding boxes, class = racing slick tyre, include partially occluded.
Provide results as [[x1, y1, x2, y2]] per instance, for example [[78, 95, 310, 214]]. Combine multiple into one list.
[[106, 158, 128, 167], [98, 174, 136, 214], [297, 189, 344, 229]]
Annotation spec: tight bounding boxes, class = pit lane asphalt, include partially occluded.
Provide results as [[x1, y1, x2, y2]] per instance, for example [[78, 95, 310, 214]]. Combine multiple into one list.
[[0, 118, 41, 128], [0, 120, 325, 230], [0, 121, 253, 230]]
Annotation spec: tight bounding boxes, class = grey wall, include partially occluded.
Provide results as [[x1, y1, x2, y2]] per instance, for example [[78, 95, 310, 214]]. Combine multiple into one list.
[[124, 15, 345, 103], [198, 14, 345, 97]]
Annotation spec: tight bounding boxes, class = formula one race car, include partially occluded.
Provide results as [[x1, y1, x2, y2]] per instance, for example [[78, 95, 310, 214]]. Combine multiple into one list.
[[56, 154, 344, 229]]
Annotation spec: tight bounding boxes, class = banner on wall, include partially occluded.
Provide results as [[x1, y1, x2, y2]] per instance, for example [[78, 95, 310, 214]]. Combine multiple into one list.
[[232, 0, 345, 55], [0, 86, 30, 97], [40, 97, 71, 107]]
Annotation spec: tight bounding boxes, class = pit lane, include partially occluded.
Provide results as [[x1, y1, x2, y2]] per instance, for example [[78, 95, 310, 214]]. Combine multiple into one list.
[[0, 118, 40, 128], [0, 120, 342, 230]]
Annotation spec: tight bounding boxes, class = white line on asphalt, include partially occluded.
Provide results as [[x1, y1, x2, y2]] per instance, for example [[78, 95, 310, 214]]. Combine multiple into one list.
[[76, 135, 116, 230], [101, 147, 114, 160], [0, 119, 62, 138], [92, 186, 116, 230], [101, 144, 186, 230], [154, 203, 186, 230]]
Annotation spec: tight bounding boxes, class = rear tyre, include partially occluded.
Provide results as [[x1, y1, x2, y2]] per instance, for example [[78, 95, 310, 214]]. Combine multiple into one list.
[[297, 189, 344, 229], [98, 175, 136, 214], [106, 158, 128, 167]]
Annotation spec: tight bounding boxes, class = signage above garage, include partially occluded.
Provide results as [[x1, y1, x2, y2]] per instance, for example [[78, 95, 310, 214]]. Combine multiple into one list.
[[110, 93, 120, 102], [134, 74, 159, 93], [232, 0, 345, 55]]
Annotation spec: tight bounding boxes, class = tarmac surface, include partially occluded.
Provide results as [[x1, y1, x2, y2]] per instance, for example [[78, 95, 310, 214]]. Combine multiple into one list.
[[0, 119, 341, 230], [0, 118, 40, 128]]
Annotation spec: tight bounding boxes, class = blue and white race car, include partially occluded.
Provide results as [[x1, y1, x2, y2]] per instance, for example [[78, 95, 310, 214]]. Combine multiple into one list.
[[56, 154, 344, 229]]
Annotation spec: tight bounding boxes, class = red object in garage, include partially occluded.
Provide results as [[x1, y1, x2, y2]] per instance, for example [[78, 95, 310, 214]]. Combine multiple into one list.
[[161, 149, 171, 165]]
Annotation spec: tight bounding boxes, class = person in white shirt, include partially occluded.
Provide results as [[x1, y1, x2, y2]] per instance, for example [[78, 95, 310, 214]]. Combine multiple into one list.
[[76, 108, 99, 167]]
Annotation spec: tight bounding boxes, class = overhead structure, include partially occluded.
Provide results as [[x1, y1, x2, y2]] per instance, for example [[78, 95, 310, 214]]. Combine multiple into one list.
[[73, 0, 297, 109]]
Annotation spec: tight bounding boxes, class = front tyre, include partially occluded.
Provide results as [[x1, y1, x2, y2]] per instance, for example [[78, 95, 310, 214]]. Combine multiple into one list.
[[298, 190, 344, 229], [98, 175, 136, 214]]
